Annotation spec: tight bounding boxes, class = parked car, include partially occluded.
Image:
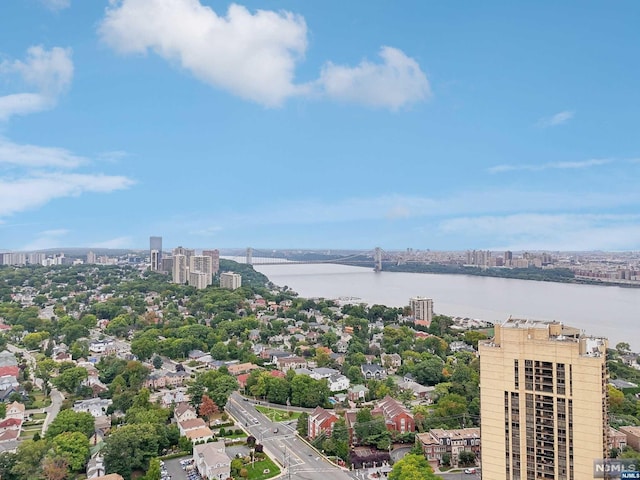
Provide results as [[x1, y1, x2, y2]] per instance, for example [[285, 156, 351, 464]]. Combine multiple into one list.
[[464, 468, 477, 474]]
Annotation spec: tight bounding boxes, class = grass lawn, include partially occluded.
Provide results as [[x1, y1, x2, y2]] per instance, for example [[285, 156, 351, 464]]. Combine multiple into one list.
[[245, 458, 280, 480], [29, 391, 51, 409], [31, 412, 47, 420], [254, 406, 301, 422]]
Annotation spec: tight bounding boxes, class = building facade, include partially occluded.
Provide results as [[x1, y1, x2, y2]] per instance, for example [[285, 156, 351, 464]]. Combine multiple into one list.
[[409, 297, 433, 326], [479, 318, 608, 480], [220, 272, 242, 290], [202, 249, 220, 275], [149, 236, 162, 270]]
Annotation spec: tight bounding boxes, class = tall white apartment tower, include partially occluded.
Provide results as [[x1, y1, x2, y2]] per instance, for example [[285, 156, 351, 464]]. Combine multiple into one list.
[[189, 255, 213, 289], [172, 254, 188, 284], [409, 297, 434, 326]]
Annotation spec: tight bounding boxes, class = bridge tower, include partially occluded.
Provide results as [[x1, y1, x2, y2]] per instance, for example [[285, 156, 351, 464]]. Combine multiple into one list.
[[374, 247, 382, 272], [246, 247, 253, 265]]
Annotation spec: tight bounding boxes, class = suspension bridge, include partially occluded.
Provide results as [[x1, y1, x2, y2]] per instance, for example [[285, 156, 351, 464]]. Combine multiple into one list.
[[239, 247, 385, 271]]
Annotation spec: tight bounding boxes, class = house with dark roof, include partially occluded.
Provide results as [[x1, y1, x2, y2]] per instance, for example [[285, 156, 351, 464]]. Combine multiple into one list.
[[361, 363, 386, 380]]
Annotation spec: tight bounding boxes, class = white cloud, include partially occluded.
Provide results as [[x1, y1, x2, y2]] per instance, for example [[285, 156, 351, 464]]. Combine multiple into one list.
[[536, 110, 574, 127], [318, 46, 430, 109], [0, 46, 73, 121], [90, 236, 132, 248], [0, 173, 135, 217], [99, 0, 429, 109], [41, 0, 71, 11], [99, 0, 308, 107], [22, 228, 70, 251], [489, 158, 611, 174], [0, 138, 86, 168], [438, 213, 640, 251]]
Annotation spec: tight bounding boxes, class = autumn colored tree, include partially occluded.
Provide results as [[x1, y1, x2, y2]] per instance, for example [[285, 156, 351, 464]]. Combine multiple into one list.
[[42, 456, 69, 480], [198, 394, 218, 423]]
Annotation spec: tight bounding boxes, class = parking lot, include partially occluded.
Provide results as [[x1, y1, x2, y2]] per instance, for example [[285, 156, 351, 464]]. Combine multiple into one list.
[[163, 456, 200, 480]]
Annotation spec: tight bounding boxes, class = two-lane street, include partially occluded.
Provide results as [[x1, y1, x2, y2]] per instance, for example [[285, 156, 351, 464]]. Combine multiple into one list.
[[226, 392, 353, 480]]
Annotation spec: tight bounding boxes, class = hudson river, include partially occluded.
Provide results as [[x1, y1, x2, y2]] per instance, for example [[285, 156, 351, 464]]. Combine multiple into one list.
[[252, 263, 640, 351]]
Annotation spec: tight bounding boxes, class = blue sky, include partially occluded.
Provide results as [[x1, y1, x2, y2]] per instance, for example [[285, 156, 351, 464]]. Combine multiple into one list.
[[1, 0, 640, 252]]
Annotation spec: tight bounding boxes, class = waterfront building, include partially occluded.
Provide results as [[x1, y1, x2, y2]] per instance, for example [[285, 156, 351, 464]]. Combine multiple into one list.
[[149, 236, 162, 270], [219, 272, 241, 290], [409, 296, 433, 326], [479, 318, 608, 480]]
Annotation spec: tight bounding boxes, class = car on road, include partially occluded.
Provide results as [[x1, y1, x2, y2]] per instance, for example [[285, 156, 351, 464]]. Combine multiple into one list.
[[464, 468, 477, 474], [273, 428, 278, 433]]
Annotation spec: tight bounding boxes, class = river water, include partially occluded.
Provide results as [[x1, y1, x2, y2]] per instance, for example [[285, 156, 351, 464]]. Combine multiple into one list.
[[251, 263, 640, 351]]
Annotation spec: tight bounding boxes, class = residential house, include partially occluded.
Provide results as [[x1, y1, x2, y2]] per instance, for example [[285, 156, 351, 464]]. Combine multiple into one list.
[[327, 374, 350, 392], [185, 426, 214, 443], [5, 402, 24, 420], [416, 428, 481, 469], [361, 363, 386, 380], [0, 376, 19, 392], [609, 427, 628, 451], [397, 378, 435, 401], [227, 363, 260, 376], [73, 398, 112, 417], [308, 406, 339, 441], [620, 426, 640, 451], [449, 341, 476, 353], [371, 395, 414, 434], [348, 385, 369, 402], [0, 418, 22, 434], [174, 403, 198, 423], [193, 440, 231, 480], [161, 389, 187, 407], [89, 340, 115, 354], [381, 353, 402, 371], [276, 356, 308, 372]]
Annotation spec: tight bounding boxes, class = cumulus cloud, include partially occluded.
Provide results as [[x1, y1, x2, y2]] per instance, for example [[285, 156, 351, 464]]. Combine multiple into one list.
[[536, 110, 574, 127], [318, 47, 431, 109], [0, 138, 86, 168], [0, 45, 73, 120], [99, 0, 429, 109], [489, 158, 611, 174], [0, 172, 135, 218], [99, 0, 308, 107]]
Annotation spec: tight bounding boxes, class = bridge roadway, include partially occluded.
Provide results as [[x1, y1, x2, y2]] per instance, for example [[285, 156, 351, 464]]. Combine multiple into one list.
[[226, 392, 353, 480]]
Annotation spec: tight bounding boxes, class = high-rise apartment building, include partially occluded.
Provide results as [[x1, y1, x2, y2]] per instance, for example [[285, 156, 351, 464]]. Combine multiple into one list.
[[189, 255, 212, 289], [479, 318, 608, 480], [86, 251, 96, 264], [149, 236, 162, 271], [172, 254, 188, 284], [219, 272, 242, 290], [202, 249, 220, 274], [409, 297, 433, 326]]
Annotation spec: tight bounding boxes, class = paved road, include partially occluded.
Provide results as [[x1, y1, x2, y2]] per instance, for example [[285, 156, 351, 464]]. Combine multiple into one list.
[[438, 469, 481, 480], [41, 388, 64, 435], [226, 392, 353, 480]]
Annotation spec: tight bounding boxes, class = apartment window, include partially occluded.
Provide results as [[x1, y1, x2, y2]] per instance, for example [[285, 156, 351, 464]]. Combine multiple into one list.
[[557, 363, 565, 395], [514, 359, 520, 389], [525, 360, 533, 390]]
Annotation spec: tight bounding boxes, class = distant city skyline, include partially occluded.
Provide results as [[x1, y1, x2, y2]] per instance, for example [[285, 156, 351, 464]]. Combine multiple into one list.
[[1, 2, 640, 251]]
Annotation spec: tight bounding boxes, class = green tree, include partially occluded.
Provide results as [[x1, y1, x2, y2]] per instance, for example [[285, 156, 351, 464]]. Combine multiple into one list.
[[103, 423, 160, 480], [389, 453, 440, 480], [11, 439, 48, 479], [52, 431, 90, 471], [52, 366, 88, 394], [297, 412, 309, 437], [0, 452, 18, 480], [144, 457, 162, 480], [46, 409, 95, 439], [458, 450, 476, 467]]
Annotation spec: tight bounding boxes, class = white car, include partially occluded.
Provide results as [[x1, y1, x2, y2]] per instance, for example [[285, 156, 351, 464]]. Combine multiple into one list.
[[464, 468, 477, 474]]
